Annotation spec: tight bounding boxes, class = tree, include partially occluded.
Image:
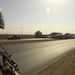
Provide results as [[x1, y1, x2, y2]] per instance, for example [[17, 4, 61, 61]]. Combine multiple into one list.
[[35, 31, 42, 38], [50, 32, 62, 39]]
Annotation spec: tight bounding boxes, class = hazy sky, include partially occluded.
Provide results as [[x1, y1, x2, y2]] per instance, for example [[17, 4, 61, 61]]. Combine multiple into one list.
[[0, 0, 75, 34]]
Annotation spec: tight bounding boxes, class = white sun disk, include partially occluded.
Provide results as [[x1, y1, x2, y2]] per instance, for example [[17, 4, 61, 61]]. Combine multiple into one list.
[[46, 8, 50, 13]]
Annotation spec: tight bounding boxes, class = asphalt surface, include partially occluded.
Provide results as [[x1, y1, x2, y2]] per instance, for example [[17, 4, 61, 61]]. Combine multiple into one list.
[[2, 39, 75, 75]]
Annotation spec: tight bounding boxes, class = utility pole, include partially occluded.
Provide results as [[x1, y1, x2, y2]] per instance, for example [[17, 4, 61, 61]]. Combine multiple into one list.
[[21, 27, 22, 36]]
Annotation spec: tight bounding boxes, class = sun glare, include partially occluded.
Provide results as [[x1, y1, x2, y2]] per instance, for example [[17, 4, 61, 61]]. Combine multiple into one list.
[[45, 0, 68, 4], [46, 8, 50, 13]]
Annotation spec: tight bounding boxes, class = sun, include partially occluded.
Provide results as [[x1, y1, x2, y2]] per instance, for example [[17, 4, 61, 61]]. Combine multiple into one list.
[[46, 8, 50, 13]]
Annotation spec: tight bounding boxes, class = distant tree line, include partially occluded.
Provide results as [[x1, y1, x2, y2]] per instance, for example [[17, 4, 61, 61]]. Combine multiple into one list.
[[35, 31, 75, 39]]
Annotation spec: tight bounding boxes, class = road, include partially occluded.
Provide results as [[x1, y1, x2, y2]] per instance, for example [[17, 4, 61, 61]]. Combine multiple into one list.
[[2, 39, 75, 75]]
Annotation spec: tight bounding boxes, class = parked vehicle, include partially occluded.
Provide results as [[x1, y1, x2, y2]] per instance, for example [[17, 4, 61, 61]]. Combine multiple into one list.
[[7, 35, 21, 40]]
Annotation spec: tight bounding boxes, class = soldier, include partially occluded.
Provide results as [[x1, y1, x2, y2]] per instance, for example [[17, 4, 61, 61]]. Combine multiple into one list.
[[0, 9, 5, 29], [0, 8, 21, 75]]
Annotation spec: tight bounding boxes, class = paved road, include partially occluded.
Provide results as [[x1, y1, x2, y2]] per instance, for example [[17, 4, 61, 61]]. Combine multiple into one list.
[[2, 39, 75, 75]]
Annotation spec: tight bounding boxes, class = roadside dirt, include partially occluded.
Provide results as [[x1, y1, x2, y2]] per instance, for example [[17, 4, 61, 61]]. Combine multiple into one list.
[[38, 48, 75, 75]]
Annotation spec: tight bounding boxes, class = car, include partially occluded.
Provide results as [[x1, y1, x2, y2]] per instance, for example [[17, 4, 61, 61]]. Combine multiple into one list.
[[7, 35, 21, 40]]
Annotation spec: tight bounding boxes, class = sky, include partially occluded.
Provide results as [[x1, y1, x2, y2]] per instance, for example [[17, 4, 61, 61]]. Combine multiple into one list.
[[0, 0, 75, 34]]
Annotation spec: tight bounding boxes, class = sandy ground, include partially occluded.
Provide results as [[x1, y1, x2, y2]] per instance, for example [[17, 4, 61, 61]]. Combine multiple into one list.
[[37, 48, 75, 75]]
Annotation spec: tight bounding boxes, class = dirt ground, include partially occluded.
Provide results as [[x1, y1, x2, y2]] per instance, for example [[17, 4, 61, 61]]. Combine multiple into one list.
[[38, 48, 75, 75]]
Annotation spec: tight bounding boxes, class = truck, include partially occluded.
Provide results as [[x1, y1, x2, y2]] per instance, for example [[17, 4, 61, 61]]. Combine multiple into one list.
[[7, 35, 21, 40]]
